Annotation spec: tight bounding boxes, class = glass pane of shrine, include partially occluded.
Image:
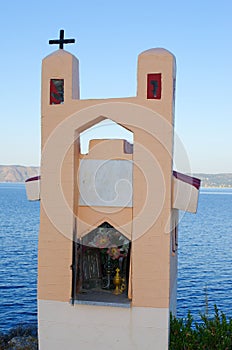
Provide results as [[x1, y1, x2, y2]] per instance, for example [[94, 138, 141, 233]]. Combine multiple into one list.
[[74, 222, 131, 306]]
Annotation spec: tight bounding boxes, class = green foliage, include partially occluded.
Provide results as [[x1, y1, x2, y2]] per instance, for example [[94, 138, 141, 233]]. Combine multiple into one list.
[[170, 305, 232, 350]]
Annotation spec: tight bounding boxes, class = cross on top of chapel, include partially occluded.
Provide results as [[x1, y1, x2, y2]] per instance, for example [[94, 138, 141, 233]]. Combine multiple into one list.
[[49, 29, 75, 49]]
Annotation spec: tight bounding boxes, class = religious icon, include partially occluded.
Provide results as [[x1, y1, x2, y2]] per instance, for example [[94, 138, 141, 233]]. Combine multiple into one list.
[[147, 73, 162, 99], [50, 79, 64, 104]]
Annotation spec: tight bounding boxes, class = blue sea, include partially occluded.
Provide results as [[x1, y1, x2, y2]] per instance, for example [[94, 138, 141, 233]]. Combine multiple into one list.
[[0, 183, 232, 332]]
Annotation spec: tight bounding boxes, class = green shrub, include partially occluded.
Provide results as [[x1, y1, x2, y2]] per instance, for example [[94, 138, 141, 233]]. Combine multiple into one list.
[[170, 305, 232, 350]]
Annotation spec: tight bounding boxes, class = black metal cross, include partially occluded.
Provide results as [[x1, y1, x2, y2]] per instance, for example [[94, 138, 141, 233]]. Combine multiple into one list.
[[49, 29, 75, 49]]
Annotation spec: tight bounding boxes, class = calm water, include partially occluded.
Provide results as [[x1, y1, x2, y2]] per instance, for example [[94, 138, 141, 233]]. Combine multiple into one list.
[[0, 184, 39, 332], [0, 184, 231, 332], [177, 187, 232, 321]]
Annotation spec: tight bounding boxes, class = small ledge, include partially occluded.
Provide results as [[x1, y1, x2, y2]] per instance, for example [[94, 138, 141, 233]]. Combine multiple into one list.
[[74, 299, 131, 308], [72, 290, 131, 308]]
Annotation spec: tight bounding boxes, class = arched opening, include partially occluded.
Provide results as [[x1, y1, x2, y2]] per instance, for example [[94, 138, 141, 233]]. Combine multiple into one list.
[[74, 222, 131, 306], [72, 116, 134, 306], [80, 118, 133, 154]]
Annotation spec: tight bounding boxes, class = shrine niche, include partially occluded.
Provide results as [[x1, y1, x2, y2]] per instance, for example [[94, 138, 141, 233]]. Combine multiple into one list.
[[74, 222, 131, 304]]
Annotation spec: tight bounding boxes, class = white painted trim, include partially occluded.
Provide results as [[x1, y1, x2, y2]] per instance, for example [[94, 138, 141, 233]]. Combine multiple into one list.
[[38, 299, 169, 350], [25, 179, 40, 201], [172, 176, 199, 213]]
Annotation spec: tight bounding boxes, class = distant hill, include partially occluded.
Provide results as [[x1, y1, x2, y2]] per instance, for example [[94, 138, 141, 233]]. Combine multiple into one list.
[[193, 173, 232, 188], [0, 165, 231, 187], [0, 165, 40, 183]]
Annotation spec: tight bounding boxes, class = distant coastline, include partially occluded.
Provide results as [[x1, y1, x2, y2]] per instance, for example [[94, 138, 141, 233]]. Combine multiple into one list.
[[193, 173, 232, 188], [0, 165, 231, 188], [0, 165, 39, 183]]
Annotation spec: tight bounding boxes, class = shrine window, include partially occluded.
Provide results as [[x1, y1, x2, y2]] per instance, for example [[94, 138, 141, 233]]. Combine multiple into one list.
[[72, 222, 131, 307], [50, 79, 64, 104]]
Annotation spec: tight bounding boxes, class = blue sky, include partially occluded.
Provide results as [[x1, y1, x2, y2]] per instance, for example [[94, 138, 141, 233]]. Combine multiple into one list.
[[0, 0, 231, 173]]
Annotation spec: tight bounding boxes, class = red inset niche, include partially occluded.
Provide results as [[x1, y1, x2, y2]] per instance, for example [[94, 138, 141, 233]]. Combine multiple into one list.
[[50, 79, 64, 104], [147, 73, 162, 99]]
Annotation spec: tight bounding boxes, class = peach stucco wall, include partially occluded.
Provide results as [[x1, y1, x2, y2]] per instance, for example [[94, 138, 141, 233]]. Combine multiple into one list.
[[39, 48, 176, 310]]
